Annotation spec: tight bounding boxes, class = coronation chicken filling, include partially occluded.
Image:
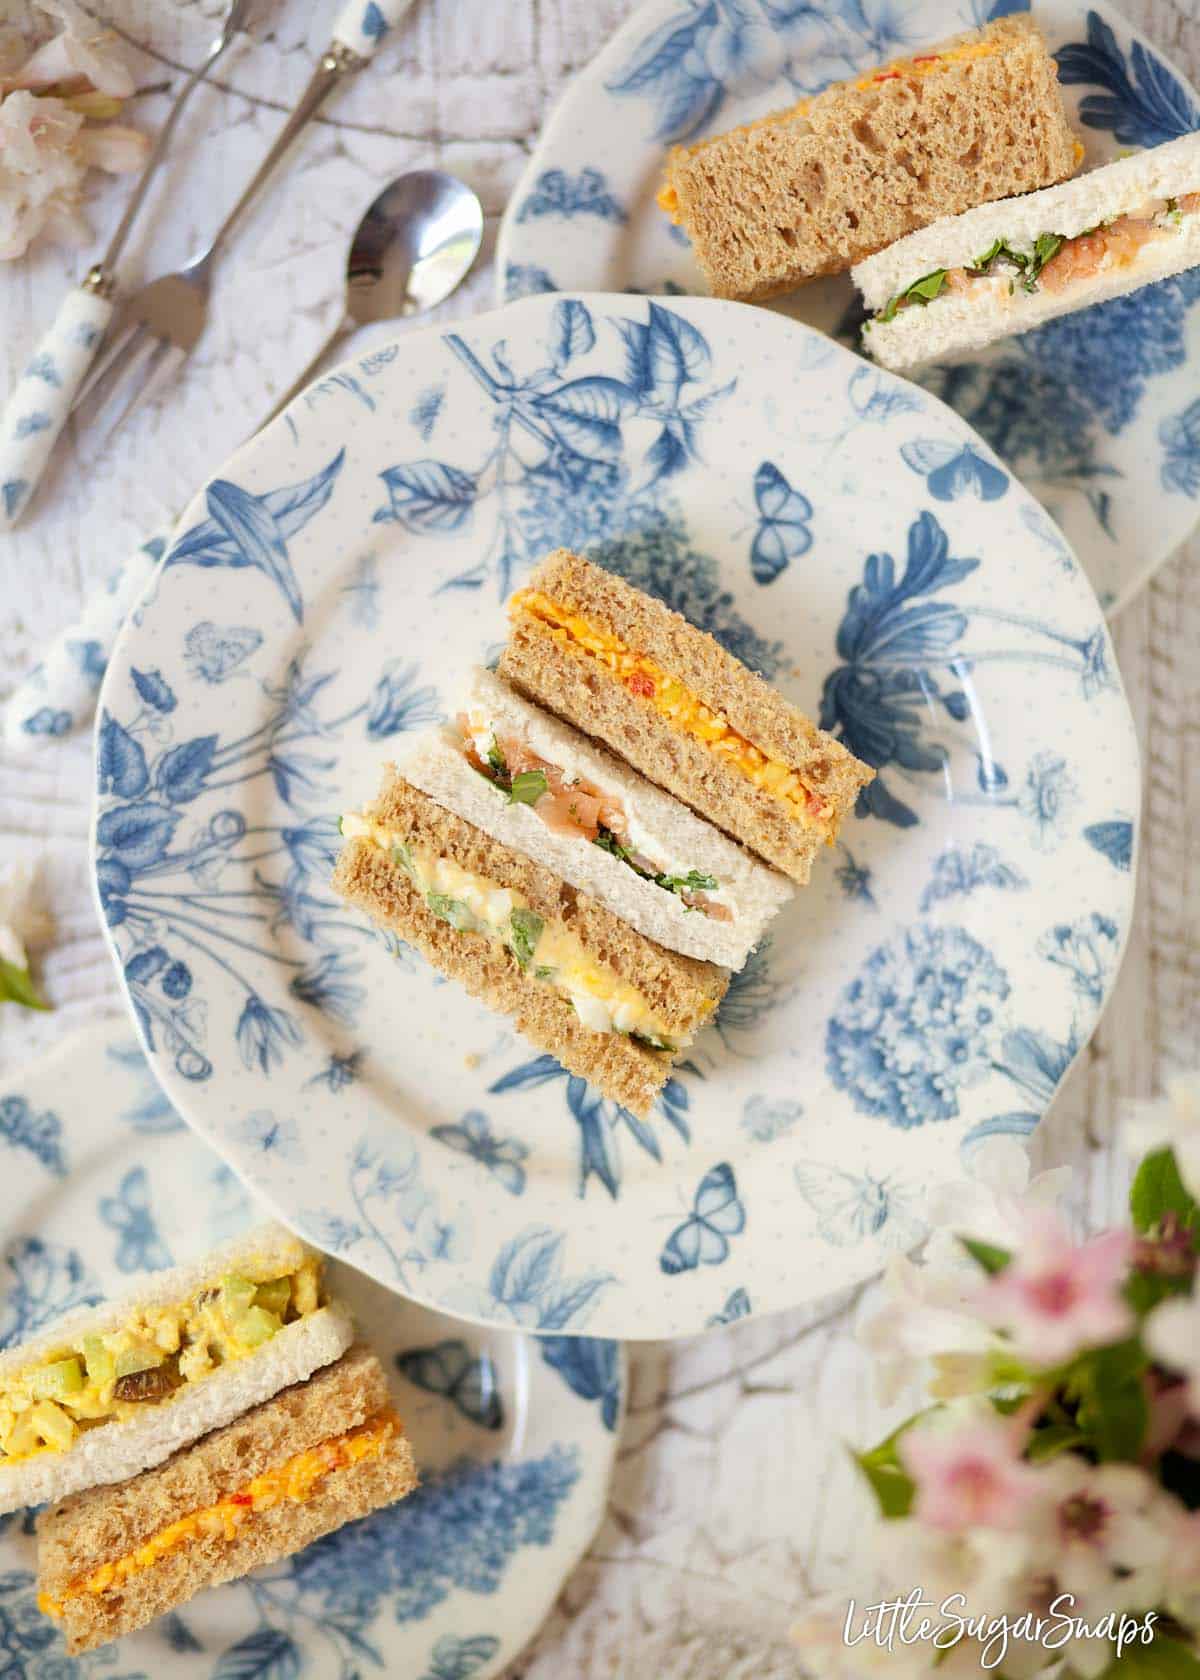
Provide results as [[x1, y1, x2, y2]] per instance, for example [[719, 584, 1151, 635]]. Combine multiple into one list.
[[38, 1409, 399, 1619], [340, 814, 704, 1052], [0, 1260, 323, 1464], [509, 590, 832, 831]]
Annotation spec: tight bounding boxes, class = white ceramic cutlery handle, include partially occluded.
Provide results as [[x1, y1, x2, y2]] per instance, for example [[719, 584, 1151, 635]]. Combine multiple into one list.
[[0, 285, 115, 532], [4, 526, 168, 748], [332, 0, 414, 58]]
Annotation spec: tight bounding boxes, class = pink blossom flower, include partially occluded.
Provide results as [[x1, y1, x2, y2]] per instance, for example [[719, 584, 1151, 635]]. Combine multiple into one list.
[[977, 1212, 1133, 1368], [899, 1412, 1040, 1532]]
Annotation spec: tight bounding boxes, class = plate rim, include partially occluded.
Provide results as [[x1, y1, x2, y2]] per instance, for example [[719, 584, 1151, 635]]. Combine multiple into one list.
[[89, 289, 1142, 1340]]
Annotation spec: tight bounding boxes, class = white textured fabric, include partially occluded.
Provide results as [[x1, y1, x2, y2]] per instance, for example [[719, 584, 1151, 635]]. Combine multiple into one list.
[[0, 3, 1197, 1676]]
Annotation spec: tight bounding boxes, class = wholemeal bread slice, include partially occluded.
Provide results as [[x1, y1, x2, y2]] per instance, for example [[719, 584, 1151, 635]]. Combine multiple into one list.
[[855, 132, 1200, 370], [400, 668, 792, 969], [658, 15, 1080, 300], [498, 550, 873, 881], [0, 1226, 353, 1515], [38, 1348, 417, 1654], [332, 771, 728, 1116]]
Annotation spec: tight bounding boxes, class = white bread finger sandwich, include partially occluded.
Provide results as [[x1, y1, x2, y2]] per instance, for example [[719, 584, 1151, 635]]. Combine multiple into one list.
[[398, 667, 793, 971], [855, 131, 1200, 372], [0, 1223, 353, 1513]]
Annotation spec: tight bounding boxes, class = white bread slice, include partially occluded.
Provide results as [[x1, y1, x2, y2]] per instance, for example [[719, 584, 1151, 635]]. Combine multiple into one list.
[[855, 133, 1200, 371], [0, 1225, 353, 1513], [855, 133, 1200, 308], [398, 669, 793, 968]]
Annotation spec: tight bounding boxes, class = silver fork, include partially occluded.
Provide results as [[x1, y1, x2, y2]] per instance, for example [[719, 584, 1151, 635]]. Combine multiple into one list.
[[78, 0, 415, 438]]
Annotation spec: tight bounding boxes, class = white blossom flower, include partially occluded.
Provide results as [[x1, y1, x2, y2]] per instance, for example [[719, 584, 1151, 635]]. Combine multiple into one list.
[[6, 1, 134, 98], [1124, 1074, 1200, 1202], [1145, 1289, 1200, 1413], [1025, 1460, 1173, 1622], [0, 861, 51, 973]]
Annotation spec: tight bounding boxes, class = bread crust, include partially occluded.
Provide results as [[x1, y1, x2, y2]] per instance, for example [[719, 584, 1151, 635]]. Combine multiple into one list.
[[661, 16, 1079, 299], [498, 550, 872, 879], [38, 1349, 416, 1654], [331, 775, 728, 1116]]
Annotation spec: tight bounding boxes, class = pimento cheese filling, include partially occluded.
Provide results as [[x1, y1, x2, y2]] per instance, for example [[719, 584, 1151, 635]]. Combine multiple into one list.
[[509, 589, 832, 831], [39, 1410, 399, 1620]]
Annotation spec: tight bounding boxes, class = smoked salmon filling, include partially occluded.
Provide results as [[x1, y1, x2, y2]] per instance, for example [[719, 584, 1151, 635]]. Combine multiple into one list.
[[874, 193, 1200, 323]]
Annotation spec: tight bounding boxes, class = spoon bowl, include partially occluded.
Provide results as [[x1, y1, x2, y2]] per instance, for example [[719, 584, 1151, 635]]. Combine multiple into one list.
[[347, 170, 484, 323]]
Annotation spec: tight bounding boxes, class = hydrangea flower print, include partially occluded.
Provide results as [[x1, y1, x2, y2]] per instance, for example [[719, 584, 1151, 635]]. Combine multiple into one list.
[[826, 924, 1011, 1127]]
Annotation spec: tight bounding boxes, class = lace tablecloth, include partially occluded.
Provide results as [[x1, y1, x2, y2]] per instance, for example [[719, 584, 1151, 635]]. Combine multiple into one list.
[[0, 2, 1197, 1674]]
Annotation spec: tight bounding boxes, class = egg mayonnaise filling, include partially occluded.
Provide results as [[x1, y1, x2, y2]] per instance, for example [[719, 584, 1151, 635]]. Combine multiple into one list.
[[38, 1408, 399, 1619], [509, 589, 832, 831], [340, 814, 695, 1051], [0, 1259, 324, 1465]]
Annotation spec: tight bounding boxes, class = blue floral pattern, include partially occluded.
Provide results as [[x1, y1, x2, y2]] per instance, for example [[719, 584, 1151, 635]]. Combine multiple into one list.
[[91, 289, 1137, 1338]]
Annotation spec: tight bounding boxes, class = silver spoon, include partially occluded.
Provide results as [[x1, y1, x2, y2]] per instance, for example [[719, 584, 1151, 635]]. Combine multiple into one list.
[[263, 170, 484, 423], [4, 171, 484, 748]]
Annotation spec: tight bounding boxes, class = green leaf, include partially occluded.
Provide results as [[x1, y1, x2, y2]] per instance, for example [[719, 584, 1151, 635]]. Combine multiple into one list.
[[508, 908, 544, 970], [391, 842, 413, 876], [851, 1412, 933, 1518], [1130, 1149, 1200, 1234], [971, 237, 1030, 274], [630, 1030, 676, 1053], [425, 893, 479, 933], [660, 869, 719, 894], [1070, 1338, 1148, 1462], [1097, 1637, 1200, 1678], [1027, 1422, 1085, 1462], [533, 965, 556, 982], [508, 769, 548, 807], [959, 1236, 1012, 1275], [1125, 1268, 1191, 1316], [486, 737, 507, 778], [878, 268, 950, 323], [0, 958, 49, 1011], [1024, 231, 1066, 288]]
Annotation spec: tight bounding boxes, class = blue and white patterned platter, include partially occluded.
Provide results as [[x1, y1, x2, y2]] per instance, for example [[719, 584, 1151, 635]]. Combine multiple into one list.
[[497, 0, 1200, 615], [0, 1022, 620, 1680], [90, 291, 1138, 1339]]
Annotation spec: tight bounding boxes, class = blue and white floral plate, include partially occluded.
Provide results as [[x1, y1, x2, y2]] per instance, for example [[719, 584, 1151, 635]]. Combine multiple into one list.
[[497, 0, 1200, 615], [91, 291, 1138, 1339], [0, 1021, 621, 1680]]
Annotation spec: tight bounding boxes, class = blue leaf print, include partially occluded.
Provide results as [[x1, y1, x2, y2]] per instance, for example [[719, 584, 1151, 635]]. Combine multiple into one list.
[[100, 1165, 173, 1272], [156, 734, 217, 803], [14, 411, 50, 438], [618, 301, 711, 401], [374, 459, 477, 531], [503, 261, 558, 300], [396, 1339, 503, 1430], [164, 1611, 205, 1651], [421, 1633, 502, 1680], [1055, 12, 1199, 145], [534, 376, 638, 461], [213, 1626, 301, 1680], [20, 704, 70, 736], [488, 1053, 564, 1094], [97, 710, 149, 797], [361, 0, 388, 39], [539, 1336, 621, 1430], [1083, 818, 1133, 871], [366, 658, 441, 739], [289, 949, 364, 1026], [539, 1270, 611, 1330], [660, 1163, 745, 1274], [1, 479, 27, 519], [67, 636, 106, 688], [0, 1096, 66, 1176], [25, 351, 60, 386], [518, 167, 627, 224], [208, 479, 304, 624], [168, 450, 345, 619], [410, 384, 445, 441], [1161, 397, 1200, 497], [900, 439, 1009, 503], [131, 665, 177, 712], [95, 801, 179, 868], [819, 510, 979, 826], [550, 297, 597, 366], [707, 1286, 751, 1326], [491, 1227, 562, 1305], [750, 460, 813, 582], [605, 0, 724, 141]]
